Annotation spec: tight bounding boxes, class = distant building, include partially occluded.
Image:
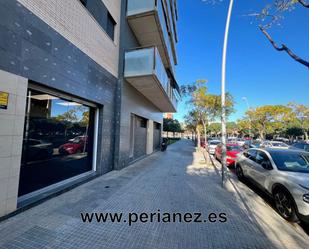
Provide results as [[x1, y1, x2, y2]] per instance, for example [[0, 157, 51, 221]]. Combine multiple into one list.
[[164, 113, 174, 119]]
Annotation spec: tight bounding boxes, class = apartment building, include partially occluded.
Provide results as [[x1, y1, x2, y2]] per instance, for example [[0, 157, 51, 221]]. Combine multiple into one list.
[[0, 0, 179, 218]]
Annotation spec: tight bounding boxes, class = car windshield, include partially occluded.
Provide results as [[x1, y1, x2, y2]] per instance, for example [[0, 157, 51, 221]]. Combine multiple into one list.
[[72, 138, 81, 144], [227, 145, 241, 151], [271, 142, 288, 147], [270, 151, 309, 173], [210, 141, 220, 145], [293, 143, 309, 151]]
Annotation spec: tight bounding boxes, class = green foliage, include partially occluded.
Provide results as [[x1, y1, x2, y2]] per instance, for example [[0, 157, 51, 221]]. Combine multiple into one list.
[[208, 122, 221, 136], [238, 103, 308, 139], [183, 79, 235, 138], [163, 118, 182, 134]]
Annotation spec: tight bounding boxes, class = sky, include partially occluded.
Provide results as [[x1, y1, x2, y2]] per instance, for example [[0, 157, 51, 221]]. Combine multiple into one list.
[[174, 0, 309, 123]]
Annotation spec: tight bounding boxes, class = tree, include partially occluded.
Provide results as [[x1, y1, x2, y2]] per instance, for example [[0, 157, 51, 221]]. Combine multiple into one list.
[[182, 80, 235, 142], [227, 122, 238, 137], [163, 118, 182, 138], [202, 0, 309, 68], [237, 119, 252, 137], [245, 105, 294, 139], [208, 122, 221, 137], [255, 0, 309, 68], [184, 110, 202, 148], [285, 127, 304, 140], [288, 102, 309, 140], [55, 109, 79, 137]]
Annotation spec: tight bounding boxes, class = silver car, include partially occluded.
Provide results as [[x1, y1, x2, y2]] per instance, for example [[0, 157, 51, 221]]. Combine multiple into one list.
[[235, 148, 309, 223], [260, 141, 289, 149], [207, 140, 221, 155]]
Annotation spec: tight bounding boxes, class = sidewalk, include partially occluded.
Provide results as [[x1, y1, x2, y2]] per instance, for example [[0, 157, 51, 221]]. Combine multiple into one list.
[[0, 140, 308, 249]]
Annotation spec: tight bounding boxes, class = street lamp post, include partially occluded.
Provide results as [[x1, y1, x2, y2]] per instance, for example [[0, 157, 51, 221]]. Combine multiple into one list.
[[221, 0, 234, 187]]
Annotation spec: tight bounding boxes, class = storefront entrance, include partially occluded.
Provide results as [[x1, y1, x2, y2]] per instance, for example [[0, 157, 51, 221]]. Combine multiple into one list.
[[18, 85, 97, 197]]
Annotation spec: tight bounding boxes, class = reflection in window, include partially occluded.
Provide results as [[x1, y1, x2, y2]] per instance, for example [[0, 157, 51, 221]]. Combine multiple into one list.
[[19, 89, 96, 196]]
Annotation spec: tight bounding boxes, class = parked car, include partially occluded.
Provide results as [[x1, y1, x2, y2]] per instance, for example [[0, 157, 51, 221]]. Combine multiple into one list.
[[237, 138, 246, 146], [215, 143, 242, 167], [290, 142, 309, 152], [243, 140, 261, 150], [201, 139, 207, 149], [207, 140, 221, 155], [22, 139, 53, 162], [59, 136, 88, 155], [260, 141, 289, 149], [235, 148, 309, 223], [273, 137, 290, 143]]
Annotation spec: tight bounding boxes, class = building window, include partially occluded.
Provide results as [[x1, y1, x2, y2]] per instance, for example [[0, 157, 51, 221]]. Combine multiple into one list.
[[140, 118, 147, 128], [106, 13, 116, 40], [79, 0, 116, 40], [19, 87, 97, 197]]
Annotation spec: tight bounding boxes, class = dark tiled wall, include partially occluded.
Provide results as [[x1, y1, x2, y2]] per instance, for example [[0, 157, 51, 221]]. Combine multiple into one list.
[[0, 0, 117, 174]]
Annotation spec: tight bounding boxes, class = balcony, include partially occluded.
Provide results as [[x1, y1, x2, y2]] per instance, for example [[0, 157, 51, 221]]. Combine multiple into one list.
[[124, 47, 177, 112], [127, 0, 176, 74]]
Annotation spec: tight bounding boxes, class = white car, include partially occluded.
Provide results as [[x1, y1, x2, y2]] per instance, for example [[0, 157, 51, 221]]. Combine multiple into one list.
[[237, 139, 246, 146], [207, 140, 221, 155], [261, 141, 289, 149], [236, 148, 309, 223]]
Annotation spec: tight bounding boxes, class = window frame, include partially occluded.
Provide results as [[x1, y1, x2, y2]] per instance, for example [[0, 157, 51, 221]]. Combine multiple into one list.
[[78, 0, 117, 41], [255, 151, 273, 170], [25, 80, 101, 182]]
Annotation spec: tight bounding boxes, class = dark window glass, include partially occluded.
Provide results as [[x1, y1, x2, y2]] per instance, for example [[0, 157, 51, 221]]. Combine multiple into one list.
[[227, 145, 241, 151], [140, 118, 147, 128], [269, 151, 309, 173], [155, 123, 161, 130], [293, 143, 304, 149], [211, 141, 221, 145], [19, 89, 96, 196], [106, 13, 116, 40], [79, 0, 116, 40], [255, 152, 267, 164], [246, 149, 257, 161]]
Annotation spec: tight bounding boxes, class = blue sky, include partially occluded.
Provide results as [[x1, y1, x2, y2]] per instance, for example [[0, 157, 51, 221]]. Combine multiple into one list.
[[174, 0, 309, 122]]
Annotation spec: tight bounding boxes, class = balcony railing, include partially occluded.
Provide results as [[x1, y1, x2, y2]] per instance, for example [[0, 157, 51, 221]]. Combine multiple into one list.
[[124, 47, 177, 112], [127, 0, 176, 75]]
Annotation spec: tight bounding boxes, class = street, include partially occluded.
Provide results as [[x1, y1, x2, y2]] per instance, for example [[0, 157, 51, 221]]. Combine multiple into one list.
[[0, 140, 308, 249]]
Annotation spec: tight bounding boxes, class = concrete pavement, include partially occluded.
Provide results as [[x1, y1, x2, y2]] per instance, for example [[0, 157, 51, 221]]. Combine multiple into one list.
[[0, 139, 308, 249]]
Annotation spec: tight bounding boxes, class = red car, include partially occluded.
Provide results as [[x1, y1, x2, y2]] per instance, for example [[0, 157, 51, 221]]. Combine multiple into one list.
[[200, 139, 207, 148], [59, 136, 88, 155], [215, 143, 242, 167]]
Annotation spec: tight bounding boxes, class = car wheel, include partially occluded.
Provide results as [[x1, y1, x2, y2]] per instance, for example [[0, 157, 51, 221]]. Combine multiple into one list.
[[273, 189, 298, 222], [236, 164, 245, 181]]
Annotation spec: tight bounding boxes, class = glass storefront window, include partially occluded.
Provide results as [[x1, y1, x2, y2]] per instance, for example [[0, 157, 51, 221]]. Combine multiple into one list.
[[18, 88, 96, 197]]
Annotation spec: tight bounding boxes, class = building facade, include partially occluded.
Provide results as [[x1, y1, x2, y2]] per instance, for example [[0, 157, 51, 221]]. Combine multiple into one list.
[[0, 0, 179, 218]]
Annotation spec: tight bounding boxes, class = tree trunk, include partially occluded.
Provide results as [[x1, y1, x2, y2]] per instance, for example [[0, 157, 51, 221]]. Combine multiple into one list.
[[305, 131, 308, 141], [202, 120, 210, 164], [197, 129, 201, 150], [259, 130, 265, 140], [202, 120, 207, 142]]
